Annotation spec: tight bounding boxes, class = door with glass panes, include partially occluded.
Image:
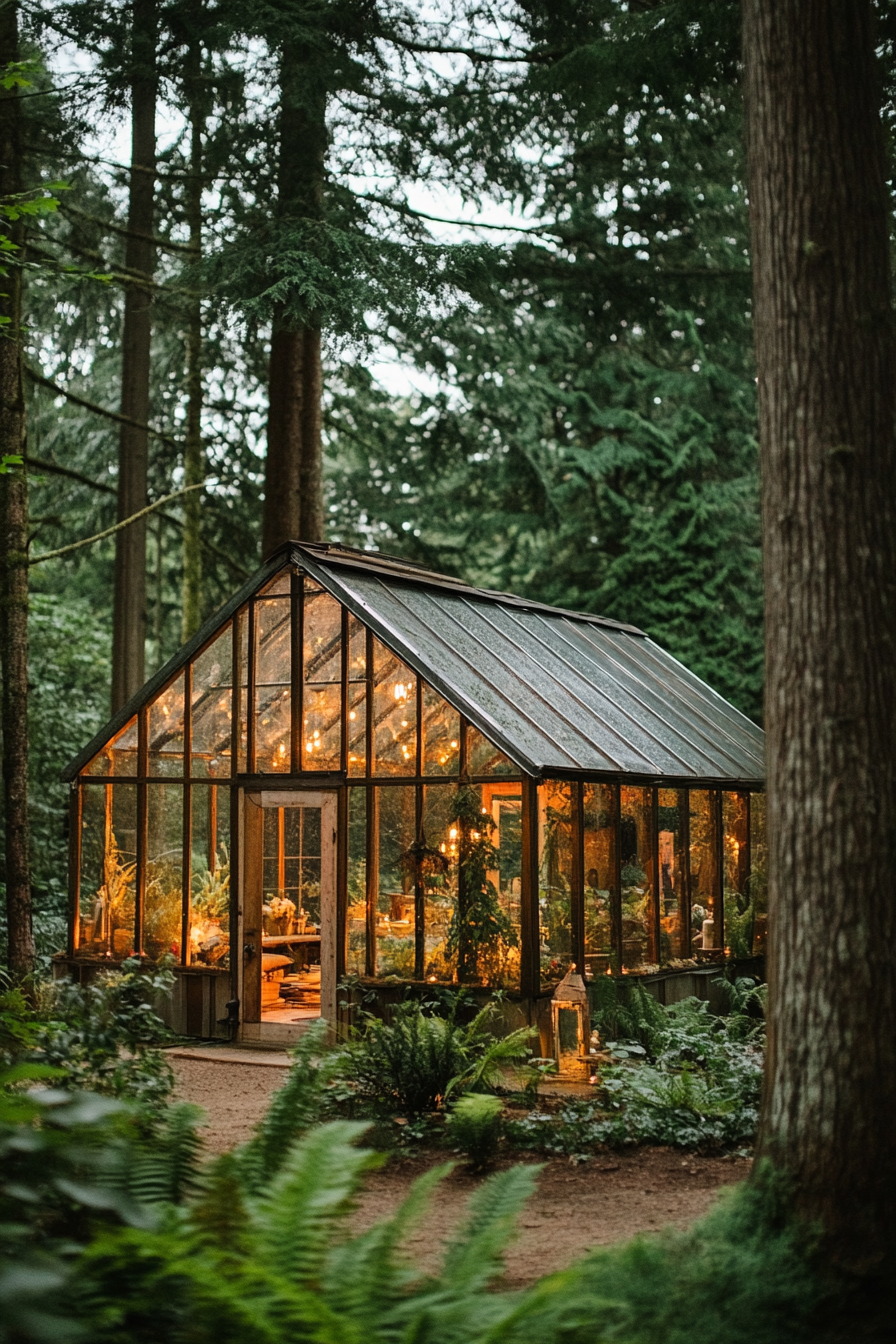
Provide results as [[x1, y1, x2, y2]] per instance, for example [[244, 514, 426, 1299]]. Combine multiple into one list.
[[241, 791, 337, 1027]]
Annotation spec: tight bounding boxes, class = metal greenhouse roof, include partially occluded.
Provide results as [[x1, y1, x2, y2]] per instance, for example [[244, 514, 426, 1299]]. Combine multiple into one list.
[[63, 541, 765, 785]]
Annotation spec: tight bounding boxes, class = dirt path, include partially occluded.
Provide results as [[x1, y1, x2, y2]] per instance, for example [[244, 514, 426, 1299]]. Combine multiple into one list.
[[170, 1051, 750, 1286]]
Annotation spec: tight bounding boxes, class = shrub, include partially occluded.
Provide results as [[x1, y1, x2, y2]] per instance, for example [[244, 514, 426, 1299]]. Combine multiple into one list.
[[446, 1093, 503, 1167], [336, 993, 534, 1114], [2, 961, 176, 1111]]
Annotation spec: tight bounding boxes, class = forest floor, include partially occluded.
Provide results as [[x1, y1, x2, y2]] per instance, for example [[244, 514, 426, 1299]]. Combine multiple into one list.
[[169, 1049, 751, 1286]]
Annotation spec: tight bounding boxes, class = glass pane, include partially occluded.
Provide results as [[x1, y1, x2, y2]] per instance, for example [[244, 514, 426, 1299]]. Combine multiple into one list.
[[375, 785, 417, 977], [145, 784, 185, 961], [373, 639, 416, 775], [467, 726, 515, 776], [85, 717, 138, 777], [347, 616, 366, 776], [538, 781, 575, 984], [421, 783, 458, 982], [259, 567, 291, 596], [304, 583, 342, 770], [423, 782, 526, 989], [620, 786, 656, 972], [584, 782, 616, 976], [262, 806, 322, 932], [347, 787, 367, 975], [749, 793, 768, 954], [422, 685, 460, 775], [689, 790, 720, 956], [189, 784, 230, 967], [237, 607, 248, 772], [723, 791, 751, 957], [658, 787, 688, 962], [191, 627, 233, 779], [148, 674, 185, 777], [76, 784, 137, 958], [256, 599, 291, 773]]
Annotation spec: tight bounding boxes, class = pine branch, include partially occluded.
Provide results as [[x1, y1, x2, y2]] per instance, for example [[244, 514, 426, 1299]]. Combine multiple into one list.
[[57, 200, 197, 257], [30, 482, 207, 564], [26, 368, 180, 447]]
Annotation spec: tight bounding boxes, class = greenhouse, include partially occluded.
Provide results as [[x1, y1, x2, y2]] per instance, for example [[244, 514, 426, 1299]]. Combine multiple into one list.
[[59, 542, 767, 1044]]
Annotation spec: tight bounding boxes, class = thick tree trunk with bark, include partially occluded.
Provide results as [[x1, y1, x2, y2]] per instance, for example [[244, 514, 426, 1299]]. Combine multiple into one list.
[[181, 6, 203, 642], [261, 42, 325, 558], [112, 0, 157, 710], [0, 0, 34, 976], [744, 0, 896, 1301]]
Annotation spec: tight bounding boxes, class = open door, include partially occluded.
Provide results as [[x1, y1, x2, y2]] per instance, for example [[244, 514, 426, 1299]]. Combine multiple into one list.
[[241, 790, 337, 1035]]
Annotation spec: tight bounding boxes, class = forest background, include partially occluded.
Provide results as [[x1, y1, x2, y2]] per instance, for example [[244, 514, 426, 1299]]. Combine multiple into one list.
[[3, 0, 771, 961]]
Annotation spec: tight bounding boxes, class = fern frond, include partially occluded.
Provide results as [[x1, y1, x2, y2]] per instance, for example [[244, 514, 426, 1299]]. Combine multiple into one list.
[[323, 1162, 453, 1325], [250, 1121, 380, 1286], [438, 1164, 541, 1294], [239, 1020, 335, 1190]]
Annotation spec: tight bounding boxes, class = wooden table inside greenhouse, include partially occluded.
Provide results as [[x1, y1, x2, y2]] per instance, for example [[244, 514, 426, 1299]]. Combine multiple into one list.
[[261, 934, 321, 948]]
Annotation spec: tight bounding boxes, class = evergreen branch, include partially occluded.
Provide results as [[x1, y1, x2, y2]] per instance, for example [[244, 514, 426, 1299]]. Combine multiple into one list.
[[57, 200, 197, 257], [29, 483, 208, 564], [22, 453, 251, 581], [390, 36, 552, 65], [26, 368, 180, 447], [359, 192, 554, 237]]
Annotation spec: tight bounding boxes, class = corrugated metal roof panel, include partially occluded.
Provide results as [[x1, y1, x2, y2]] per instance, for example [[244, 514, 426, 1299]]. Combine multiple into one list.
[[63, 541, 765, 786]]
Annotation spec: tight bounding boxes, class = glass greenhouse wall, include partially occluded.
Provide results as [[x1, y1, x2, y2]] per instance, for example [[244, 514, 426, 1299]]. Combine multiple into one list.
[[64, 548, 766, 1037]]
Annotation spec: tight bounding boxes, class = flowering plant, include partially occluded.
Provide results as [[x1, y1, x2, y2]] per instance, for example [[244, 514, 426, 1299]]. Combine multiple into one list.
[[267, 895, 296, 920]]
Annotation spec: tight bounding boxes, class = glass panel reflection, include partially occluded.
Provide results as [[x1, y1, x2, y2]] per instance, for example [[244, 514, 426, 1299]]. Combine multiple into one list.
[[584, 782, 615, 976], [76, 783, 137, 958], [191, 627, 233, 778], [467, 725, 515, 776], [347, 616, 366, 776], [145, 783, 184, 961], [375, 785, 416, 977], [237, 607, 248, 772], [190, 784, 230, 967], [373, 639, 416, 775], [420, 782, 520, 988], [148, 674, 185, 777], [422, 685, 459, 774], [723, 791, 752, 957], [689, 790, 720, 956], [256, 598, 291, 773], [304, 582, 342, 770], [86, 718, 138, 777], [538, 781, 574, 983], [657, 788, 688, 962], [620, 786, 656, 971], [749, 793, 768, 954], [346, 787, 367, 975]]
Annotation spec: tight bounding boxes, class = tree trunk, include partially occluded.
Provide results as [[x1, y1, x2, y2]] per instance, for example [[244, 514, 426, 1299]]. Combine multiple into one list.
[[181, 4, 203, 642], [111, 0, 157, 711], [261, 41, 325, 559], [0, 0, 34, 976], [744, 0, 896, 1305]]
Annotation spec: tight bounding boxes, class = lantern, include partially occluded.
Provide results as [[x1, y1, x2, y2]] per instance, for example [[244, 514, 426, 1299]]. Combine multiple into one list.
[[551, 967, 592, 1079]]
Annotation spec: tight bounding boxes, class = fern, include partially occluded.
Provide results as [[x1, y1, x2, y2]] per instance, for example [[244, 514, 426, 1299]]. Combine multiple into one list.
[[439, 1164, 541, 1294]]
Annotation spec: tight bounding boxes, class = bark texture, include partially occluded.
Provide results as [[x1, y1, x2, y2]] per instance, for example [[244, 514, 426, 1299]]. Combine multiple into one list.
[[261, 42, 326, 558], [0, 0, 34, 975], [112, 0, 157, 711], [744, 0, 896, 1291], [181, 5, 203, 642]]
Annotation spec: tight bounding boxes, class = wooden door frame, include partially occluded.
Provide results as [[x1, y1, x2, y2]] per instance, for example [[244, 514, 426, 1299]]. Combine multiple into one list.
[[239, 788, 339, 1029]]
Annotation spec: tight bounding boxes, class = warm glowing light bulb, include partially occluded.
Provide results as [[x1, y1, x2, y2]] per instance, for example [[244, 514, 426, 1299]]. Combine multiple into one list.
[[450, 739, 458, 749], [278, 742, 286, 756], [394, 683, 406, 701], [313, 730, 320, 739], [449, 827, 457, 840], [349, 710, 356, 721]]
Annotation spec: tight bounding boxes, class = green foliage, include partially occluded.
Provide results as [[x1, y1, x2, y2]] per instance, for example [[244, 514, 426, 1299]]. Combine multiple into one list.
[[337, 993, 534, 1114], [448, 786, 519, 984], [513, 1169, 820, 1344], [445, 1093, 503, 1169], [0, 960, 177, 1110], [0, 1078, 203, 1344], [68, 1120, 541, 1344]]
